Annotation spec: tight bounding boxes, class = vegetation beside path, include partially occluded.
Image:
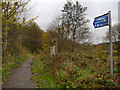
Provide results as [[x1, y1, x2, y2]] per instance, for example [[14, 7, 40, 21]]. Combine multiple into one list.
[[31, 51, 120, 88]]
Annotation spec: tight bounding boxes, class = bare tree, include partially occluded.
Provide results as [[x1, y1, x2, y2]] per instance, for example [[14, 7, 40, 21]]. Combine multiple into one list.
[[105, 24, 120, 42], [104, 24, 120, 49]]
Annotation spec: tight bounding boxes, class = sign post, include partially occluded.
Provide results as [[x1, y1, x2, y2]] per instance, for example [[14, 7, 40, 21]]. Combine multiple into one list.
[[108, 11, 113, 75], [93, 11, 113, 75], [93, 13, 109, 28]]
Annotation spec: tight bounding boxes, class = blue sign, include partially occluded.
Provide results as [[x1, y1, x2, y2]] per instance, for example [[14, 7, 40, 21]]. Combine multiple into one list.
[[93, 13, 109, 28]]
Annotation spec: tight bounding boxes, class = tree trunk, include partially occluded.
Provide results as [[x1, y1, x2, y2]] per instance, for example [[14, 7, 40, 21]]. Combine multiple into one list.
[[72, 29, 75, 52], [3, 24, 8, 57], [3, 2, 9, 58]]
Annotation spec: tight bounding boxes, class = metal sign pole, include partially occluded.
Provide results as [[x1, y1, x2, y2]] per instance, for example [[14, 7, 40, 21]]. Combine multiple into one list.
[[109, 11, 113, 75]]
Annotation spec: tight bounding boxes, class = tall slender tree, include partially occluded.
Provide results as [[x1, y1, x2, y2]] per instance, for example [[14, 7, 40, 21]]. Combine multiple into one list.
[[61, 1, 90, 51]]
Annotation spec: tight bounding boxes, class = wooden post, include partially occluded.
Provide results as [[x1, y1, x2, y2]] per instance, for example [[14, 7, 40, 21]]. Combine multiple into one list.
[[55, 38, 58, 56]]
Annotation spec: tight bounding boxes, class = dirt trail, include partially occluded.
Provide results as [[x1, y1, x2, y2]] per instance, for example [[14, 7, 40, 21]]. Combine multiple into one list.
[[2, 56, 37, 88]]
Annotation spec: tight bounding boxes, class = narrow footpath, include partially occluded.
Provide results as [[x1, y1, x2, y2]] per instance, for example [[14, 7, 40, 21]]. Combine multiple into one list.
[[2, 56, 37, 88]]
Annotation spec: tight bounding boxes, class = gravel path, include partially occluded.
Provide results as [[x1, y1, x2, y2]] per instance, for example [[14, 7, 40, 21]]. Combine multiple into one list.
[[2, 56, 37, 88]]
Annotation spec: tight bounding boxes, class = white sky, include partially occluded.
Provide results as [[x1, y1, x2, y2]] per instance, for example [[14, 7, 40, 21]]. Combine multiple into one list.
[[25, 0, 120, 44]]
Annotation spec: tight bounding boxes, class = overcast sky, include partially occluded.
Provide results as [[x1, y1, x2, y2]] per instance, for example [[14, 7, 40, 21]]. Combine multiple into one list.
[[25, 0, 120, 44]]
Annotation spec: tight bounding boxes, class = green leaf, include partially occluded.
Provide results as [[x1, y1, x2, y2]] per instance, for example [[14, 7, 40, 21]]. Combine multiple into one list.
[[4, 27, 10, 31]]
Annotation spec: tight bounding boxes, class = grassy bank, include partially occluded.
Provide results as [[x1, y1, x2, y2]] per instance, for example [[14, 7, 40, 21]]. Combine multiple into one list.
[[31, 51, 120, 88], [31, 53, 56, 88]]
